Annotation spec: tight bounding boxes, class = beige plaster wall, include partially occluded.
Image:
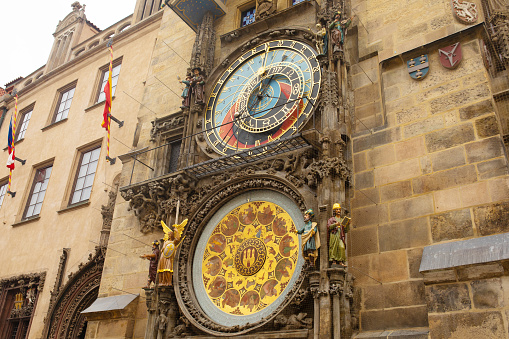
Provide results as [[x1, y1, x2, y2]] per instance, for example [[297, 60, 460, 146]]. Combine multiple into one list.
[[0, 15, 161, 339], [96, 8, 195, 339]]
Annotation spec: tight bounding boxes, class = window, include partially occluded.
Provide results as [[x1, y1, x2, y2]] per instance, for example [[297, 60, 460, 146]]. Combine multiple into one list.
[[16, 109, 33, 141], [0, 182, 7, 208], [24, 165, 52, 219], [97, 62, 121, 103], [168, 140, 181, 173], [53, 85, 76, 123], [70, 147, 101, 204], [241, 7, 256, 27], [292, 0, 305, 4]]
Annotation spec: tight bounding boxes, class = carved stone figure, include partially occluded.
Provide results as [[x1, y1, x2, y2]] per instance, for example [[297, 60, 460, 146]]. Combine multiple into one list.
[[179, 74, 192, 108], [256, 0, 276, 20], [156, 311, 168, 339], [295, 209, 320, 268], [328, 203, 350, 266], [329, 11, 353, 52], [274, 313, 313, 330], [157, 219, 188, 286], [140, 240, 161, 288], [191, 67, 205, 104]]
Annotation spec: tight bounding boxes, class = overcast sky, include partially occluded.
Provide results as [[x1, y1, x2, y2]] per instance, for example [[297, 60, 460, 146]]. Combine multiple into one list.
[[1, 0, 137, 87]]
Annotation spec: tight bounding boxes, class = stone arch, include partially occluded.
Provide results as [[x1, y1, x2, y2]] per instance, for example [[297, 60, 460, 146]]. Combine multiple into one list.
[[42, 248, 105, 339]]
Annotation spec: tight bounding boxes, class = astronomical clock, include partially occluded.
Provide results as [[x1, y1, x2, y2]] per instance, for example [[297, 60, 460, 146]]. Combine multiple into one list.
[[168, 38, 324, 336], [204, 39, 321, 155]]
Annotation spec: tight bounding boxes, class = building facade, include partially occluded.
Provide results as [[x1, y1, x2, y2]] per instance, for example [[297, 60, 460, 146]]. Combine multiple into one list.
[[1, 0, 509, 338]]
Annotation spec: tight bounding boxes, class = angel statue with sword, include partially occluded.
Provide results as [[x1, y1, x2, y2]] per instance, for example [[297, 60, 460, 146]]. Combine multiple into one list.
[[157, 219, 188, 286]]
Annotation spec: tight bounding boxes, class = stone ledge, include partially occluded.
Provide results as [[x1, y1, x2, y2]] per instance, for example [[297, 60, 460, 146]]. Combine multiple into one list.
[[354, 328, 429, 339], [182, 329, 309, 338], [420, 232, 509, 272]]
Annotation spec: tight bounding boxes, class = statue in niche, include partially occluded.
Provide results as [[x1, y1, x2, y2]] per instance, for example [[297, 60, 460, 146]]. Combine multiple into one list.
[[179, 73, 192, 108], [329, 11, 354, 52], [157, 219, 188, 286], [328, 203, 350, 266], [294, 209, 320, 268], [140, 240, 160, 288], [191, 67, 205, 104]]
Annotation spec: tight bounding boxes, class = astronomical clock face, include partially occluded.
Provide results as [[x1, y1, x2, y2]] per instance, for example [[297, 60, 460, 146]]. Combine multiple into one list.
[[205, 39, 321, 155], [192, 191, 304, 327]]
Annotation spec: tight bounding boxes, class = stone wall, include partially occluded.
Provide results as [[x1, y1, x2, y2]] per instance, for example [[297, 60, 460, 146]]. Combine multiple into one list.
[[350, 12, 509, 335], [423, 260, 509, 338]]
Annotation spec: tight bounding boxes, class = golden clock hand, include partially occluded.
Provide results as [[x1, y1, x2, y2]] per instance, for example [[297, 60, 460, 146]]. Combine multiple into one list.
[[259, 44, 270, 76]]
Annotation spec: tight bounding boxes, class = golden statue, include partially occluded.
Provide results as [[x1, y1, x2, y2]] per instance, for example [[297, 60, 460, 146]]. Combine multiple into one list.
[[157, 219, 187, 286]]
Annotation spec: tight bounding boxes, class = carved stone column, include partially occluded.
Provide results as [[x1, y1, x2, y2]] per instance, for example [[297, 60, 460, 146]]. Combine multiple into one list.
[[341, 272, 355, 338], [309, 272, 321, 339], [187, 11, 216, 165], [144, 288, 156, 339], [329, 267, 346, 339], [156, 286, 178, 338]]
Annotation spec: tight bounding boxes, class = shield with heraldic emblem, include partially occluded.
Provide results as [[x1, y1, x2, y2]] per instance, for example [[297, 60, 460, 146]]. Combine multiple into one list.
[[451, 0, 478, 24], [407, 54, 429, 80], [439, 42, 462, 69]]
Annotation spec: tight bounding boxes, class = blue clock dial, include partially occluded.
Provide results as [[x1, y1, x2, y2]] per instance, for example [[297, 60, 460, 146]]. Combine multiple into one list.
[[205, 39, 321, 155]]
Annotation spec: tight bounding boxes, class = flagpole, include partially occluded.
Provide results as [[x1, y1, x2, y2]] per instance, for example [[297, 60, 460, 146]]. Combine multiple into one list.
[[107, 43, 113, 163], [7, 95, 18, 197]]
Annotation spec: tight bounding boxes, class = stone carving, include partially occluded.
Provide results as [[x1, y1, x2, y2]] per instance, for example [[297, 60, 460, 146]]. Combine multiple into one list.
[[329, 282, 344, 295], [156, 310, 168, 339], [191, 12, 215, 78], [321, 70, 340, 109], [173, 315, 192, 337], [290, 287, 310, 306], [122, 149, 350, 233], [274, 313, 313, 330], [488, 0, 509, 12], [256, 0, 276, 20], [451, 0, 478, 24], [150, 115, 185, 142], [42, 247, 105, 339], [492, 16, 509, 63], [48, 249, 70, 310], [317, 0, 341, 24], [101, 190, 116, 231], [1, 273, 45, 320]]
